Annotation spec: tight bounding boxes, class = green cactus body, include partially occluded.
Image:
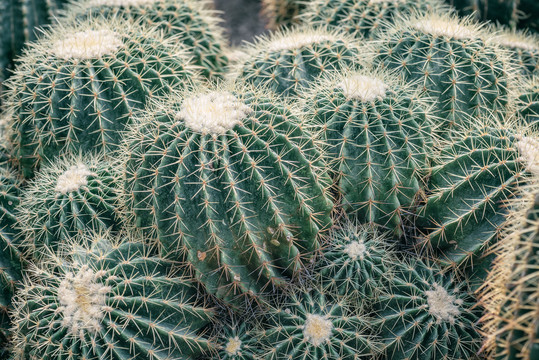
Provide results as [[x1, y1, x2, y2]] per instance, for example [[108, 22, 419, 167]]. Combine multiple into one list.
[[261, 0, 306, 30], [516, 76, 539, 129], [236, 28, 361, 98], [374, 13, 512, 137], [318, 222, 395, 299], [5, 18, 197, 179], [12, 233, 215, 359], [493, 29, 539, 77], [261, 288, 378, 359], [17, 154, 123, 258], [66, 0, 229, 80], [216, 322, 262, 360], [447, 0, 518, 27], [416, 127, 528, 281], [376, 259, 481, 360], [0, 168, 22, 350], [124, 83, 333, 304], [0, 0, 69, 104], [302, 0, 442, 39], [304, 70, 432, 234]]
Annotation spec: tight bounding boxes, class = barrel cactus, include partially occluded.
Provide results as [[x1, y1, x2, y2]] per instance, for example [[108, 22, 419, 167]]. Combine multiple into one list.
[[303, 68, 433, 234], [11, 232, 215, 359], [318, 221, 395, 299], [374, 12, 513, 137], [376, 258, 482, 360], [493, 28, 539, 77], [215, 321, 262, 360], [515, 76, 539, 129], [124, 82, 334, 304], [65, 0, 229, 80], [17, 154, 123, 258], [235, 27, 361, 97], [5, 17, 197, 179], [302, 0, 442, 39], [261, 0, 306, 30], [260, 287, 379, 359], [416, 126, 530, 283]]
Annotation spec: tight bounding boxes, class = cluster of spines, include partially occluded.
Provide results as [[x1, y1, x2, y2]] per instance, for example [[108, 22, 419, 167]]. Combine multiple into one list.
[[261, 0, 306, 30], [492, 27, 539, 77]]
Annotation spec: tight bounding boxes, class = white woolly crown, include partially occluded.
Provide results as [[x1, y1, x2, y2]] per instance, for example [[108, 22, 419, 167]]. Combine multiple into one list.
[[53, 29, 123, 60], [55, 164, 96, 194], [89, 0, 156, 6], [177, 91, 252, 135], [426, 283, 463, 324], [303, 314, 333, 346], [225, 336, 242, 356], [340, 75, 388, 102], [267, 33, 337, 52], [414, 18, 475, 40], [517, 136, 539, 176], [495, 33, 539, 51]]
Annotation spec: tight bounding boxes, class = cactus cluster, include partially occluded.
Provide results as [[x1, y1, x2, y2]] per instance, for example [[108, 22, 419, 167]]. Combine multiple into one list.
[[0, 0, 538, 358]]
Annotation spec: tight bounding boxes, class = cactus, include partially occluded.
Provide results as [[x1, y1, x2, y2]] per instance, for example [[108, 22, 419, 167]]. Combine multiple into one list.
[[493, 28, 539, 77], [17, 153, 123, 258], [214, 321, 262, 360], [0, 0, 70, 106], [479, 189, 539, 360], [515, 76, 539, 129], [376, 258, 482, 360], [261, 0, 306, 30], [0, 168, 22, 352], [11, 232, 215, 359], [446, 0, 519, 28], [235, 27, 361, 98], [416, 126, 530, 283], [302, 0, 442, 39], [124, 82, 334, 305], [65, 0, 229, 80], [317, 221, 395, 299], [303, 68, 433, 234], [5, 18, 197, 179], [260, 287, 379, 359], [374, 12, 513, 137]]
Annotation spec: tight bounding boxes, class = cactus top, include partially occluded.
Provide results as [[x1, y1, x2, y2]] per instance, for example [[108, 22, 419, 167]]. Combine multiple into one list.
[[495, 32, 539, 52], [177, 91, 253, 135], [55, 164, 97, 194], [303, 314, 333, 346], [426, 283, 463, 324], [224, 336, 242, 356], [412, 17, 476, 39], [339, 75, 388, 101], [89, 0, 157, 6], [52, 29, 123, 59], [266, 32, 338, 52], [516, 136, 539, 176]]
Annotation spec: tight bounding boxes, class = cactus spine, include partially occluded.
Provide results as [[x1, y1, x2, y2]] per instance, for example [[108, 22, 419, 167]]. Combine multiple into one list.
[[124, 82, 333, 304], [5, 18, 197, 179], [515, 76, 539, 129], [65, 0, 229, 80], [11, 232, 215, 359], [215, 321, 262, 360], [261, 0, 306, 30], [303, 68, 432, 234], [492, 29, 539, 77]]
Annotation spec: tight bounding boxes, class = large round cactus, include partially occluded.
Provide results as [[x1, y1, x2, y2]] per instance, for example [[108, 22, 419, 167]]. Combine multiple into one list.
[[492, 29, 539, 77], [374, 12, 513, 138], [303, 68, 433, 234], [302, 0, 442, 39], [17, 154, 123, 258], [515, 76, 539, 129], [124, 82, 334, 304], [416, 126, 530, 283], [376, 258, 482, 360], [260, 287, 379, 359], [235, 27, 361, 97], [11, 232, 215, 359], [65, 0, 229, 80], [5, 17, 197, 179]]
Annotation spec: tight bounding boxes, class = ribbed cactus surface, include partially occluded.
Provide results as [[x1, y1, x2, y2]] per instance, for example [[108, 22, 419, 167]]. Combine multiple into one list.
[[374, 13, 512, 137], [66, 0, 229, 80], [236, 27, 361, 97], [124, 83, 333, 304], [302, 0, 442, 39], [11, 233, 215, 359], [494, 30, 539, 77], [516, 76, 539, 129], [17, 154, 123, 258], [304, 69, 432, 234], [215, 322, 262, 360], [6, 18, 197, 179], [376, 259, 481, 359]]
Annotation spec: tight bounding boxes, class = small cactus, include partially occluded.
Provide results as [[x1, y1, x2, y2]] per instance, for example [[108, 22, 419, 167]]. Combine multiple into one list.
[[376, 258, 482, 360], [65, 0, 229, 80], [374, 11, 514, 137], [260, 287, 379, 359], [302, 68, 433, 234], [492, 28, 539, 77], [302, 0, 443, 39], [235, 27, 362, 97], [11, 232, 215, 359], [124, 82, 334, 304], [261, 0, 306, 30], [17, 153, 123, 259], [215, 321, 262, 360], [5, 17, 198, 178]]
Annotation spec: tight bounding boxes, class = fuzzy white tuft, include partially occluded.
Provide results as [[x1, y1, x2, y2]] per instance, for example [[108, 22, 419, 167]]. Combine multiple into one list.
[[57, 265, 111, 338], [495, 34, 539, 51], [303, 314, 333, 346], [55, 164, 96, 194], [414, 19, 475, 40], [53, 30, 123, 59], [268, 33, 337, 52], [344, 240, 367, 261], [177, 91, 252, 135], [225, 336, 242, 356], [517, 136, 539, 176], [340, 75, 387, 102], [369, 0, 400, 3], [426, 283, 463, 324], [89, 0, 156, 6]]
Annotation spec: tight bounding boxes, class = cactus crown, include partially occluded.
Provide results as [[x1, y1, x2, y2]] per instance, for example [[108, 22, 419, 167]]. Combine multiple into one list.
[[52, 29, 124, 59]]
